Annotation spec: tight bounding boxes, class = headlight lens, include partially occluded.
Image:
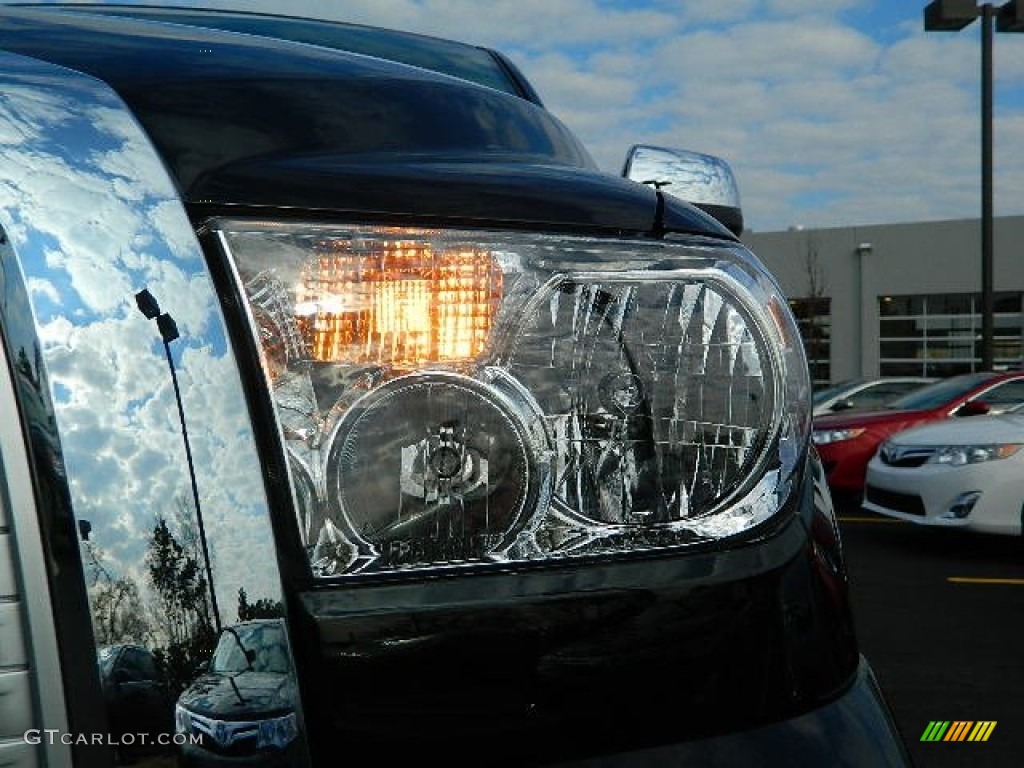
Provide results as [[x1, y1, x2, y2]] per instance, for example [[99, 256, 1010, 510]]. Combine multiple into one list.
[[213, 220, 809, 578], [930, 443, 1021, 466], [812, 428, 866, 445], [258, 712, 299, 750]]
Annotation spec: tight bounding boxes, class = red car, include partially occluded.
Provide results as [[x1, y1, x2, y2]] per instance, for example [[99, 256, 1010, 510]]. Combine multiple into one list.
[[813, 371, 1024, 494]]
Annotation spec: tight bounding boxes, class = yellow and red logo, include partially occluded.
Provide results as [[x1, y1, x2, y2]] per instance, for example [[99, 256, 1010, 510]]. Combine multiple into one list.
[[920, 721, 997, 742]]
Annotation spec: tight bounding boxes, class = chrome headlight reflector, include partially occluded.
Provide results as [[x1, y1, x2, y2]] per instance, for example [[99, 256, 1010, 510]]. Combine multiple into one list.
[[214, 220, 809, 578]]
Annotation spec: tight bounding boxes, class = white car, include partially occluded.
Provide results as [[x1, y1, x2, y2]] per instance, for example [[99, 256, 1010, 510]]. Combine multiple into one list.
[[862, 405, 1024, 535], [812, 377, 934, 417]]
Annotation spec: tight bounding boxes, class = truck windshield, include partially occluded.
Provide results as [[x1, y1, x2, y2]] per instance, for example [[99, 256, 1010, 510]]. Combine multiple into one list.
[[59, 6, 525, 98]]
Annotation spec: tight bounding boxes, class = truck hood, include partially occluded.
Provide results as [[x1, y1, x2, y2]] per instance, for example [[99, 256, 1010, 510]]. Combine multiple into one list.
[[189, 151, 730, 233], [0, 6, 731, 237]]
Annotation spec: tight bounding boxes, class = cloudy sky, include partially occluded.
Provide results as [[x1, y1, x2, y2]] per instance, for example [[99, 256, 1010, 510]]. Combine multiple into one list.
[[45, 0, 1024, 233]]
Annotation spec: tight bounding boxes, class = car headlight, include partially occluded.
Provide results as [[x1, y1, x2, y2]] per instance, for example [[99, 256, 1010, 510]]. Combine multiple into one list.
[[212, 219, 810, 578], [174, 704, 194, 736], [812, 428, 866, 446], [930, 443, 1021, 467], [258, 712, 299, 750]]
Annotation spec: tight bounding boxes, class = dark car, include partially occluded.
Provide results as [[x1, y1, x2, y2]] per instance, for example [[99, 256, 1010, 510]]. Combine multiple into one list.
[[0, 4, 909, 767], [813, 371, 1024, 493], [97, 645, 174, 761], [175, 621, 303, 767]]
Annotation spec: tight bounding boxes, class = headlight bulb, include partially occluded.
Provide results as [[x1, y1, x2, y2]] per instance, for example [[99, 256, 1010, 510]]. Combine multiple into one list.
[[325, 372, 545, 570]]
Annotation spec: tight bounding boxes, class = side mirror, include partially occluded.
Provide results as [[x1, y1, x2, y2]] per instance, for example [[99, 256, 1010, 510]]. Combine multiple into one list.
[[957, 400, 990, 417], [829, 398, 855, 412], [622, 145, 743, 236]]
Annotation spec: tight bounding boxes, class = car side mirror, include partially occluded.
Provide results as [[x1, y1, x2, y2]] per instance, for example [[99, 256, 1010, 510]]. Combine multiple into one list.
[[957, 400, 990, 417], [829, 398, 855, 412], [622, 145, 743, 236]]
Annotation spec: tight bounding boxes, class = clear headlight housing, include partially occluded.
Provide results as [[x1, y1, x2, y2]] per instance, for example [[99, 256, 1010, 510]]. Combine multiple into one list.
[[213, 220, 810, 578], [930, 443, 1021, 466]]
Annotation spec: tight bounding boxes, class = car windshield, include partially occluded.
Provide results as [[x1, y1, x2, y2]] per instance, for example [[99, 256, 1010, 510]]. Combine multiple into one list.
[[210, 623, 291, 675], [812, 380, 863, 405], [884, 372, 996, 411]]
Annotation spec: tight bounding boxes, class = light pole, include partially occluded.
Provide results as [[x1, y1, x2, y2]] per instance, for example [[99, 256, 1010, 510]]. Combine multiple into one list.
[[135, 288, 221, 632], [924, 0, 1024, 371], [856, 242, 873, 378]]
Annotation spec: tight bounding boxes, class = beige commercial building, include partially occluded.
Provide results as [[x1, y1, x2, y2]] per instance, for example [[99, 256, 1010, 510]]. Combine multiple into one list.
[[742, 215, 1024, 387]]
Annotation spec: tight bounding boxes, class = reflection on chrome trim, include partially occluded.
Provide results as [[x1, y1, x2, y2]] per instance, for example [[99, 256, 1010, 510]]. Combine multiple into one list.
[[0, 50, 304, 764]]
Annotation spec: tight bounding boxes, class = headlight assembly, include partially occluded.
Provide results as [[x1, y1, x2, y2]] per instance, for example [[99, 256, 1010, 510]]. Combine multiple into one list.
[[258, 712, 299, 750], [930, 443, 1021, 466], [212, 220, 810, 578], [812, 428, 866, 446]]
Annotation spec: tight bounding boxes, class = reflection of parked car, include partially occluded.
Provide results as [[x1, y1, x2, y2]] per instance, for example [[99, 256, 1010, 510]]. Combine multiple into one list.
[[98, 644, 174, 760], [863, 402, 1024, 535], [812, 377, 934, 417], [175, 621, 303, 767], [813, 371, 1024, 493]]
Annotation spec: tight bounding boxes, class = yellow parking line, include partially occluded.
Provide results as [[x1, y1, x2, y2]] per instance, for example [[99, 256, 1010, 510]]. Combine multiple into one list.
[[947, 577, 1024, 586], [838, 516, 907, 524]]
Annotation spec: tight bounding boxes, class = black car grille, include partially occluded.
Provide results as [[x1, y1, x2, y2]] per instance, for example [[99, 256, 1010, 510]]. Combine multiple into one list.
[[865, 485, 925, 516], [883, 455, 930, 468], [878, 444, 935, 467]]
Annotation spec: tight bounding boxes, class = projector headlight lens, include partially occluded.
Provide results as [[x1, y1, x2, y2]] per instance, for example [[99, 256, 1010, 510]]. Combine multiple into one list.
[[213, 220, 809, 578], [323, 370, 545, 572]]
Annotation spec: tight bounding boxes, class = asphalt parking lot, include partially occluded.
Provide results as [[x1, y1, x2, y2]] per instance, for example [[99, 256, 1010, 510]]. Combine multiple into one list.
[[837, 498, 1024, 768]]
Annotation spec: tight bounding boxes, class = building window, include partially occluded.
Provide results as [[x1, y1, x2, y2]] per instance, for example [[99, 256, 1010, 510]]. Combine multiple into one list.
[[789, 297, 831, 388], [878, 292, 1023, 377]]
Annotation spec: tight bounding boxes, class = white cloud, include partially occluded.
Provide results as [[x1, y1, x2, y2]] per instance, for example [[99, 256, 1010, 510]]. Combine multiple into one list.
[[0, 84, 75, 145], [26, 276, 61, 304], [767, 0, 862, 17]]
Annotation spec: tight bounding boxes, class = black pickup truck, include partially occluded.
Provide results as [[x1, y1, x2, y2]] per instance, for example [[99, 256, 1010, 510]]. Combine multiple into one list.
[[0, 4, 908, 767]]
